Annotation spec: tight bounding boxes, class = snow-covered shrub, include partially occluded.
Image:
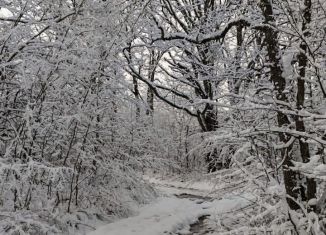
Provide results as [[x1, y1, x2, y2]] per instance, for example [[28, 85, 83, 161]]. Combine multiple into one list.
[[0, 1, 160, 234]]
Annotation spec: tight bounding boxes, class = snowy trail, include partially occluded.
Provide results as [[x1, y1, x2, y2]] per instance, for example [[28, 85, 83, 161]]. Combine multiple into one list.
[[88, 196, 209, 235], [88, 180, 254, 235]]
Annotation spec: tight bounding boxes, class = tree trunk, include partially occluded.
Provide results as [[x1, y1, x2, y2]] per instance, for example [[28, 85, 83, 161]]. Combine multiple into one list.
[[259, 0, 300, 210], [295, 0, 316, 209], [146, 50, 156, 116], [133, 76, 140, 119], [229, 24, 243, 106]]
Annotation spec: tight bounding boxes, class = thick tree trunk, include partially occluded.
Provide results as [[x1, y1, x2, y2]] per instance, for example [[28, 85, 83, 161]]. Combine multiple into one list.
[[295, 0, 316, 209], [259, 0, 300, 210], [202, 109, 219, 173], [199, 42, 220, 172]]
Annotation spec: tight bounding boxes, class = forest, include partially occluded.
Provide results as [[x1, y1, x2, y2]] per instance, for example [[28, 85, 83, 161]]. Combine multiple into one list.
[[0, 0, 326, 234]]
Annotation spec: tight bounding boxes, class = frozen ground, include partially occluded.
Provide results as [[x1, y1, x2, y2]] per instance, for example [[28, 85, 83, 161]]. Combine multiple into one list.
[[88, 177, 255, 235]]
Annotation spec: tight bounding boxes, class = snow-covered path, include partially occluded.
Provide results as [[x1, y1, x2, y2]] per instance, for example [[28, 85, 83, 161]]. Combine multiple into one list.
[[88, 179, 254, 235], [88, 196, 209, 235]]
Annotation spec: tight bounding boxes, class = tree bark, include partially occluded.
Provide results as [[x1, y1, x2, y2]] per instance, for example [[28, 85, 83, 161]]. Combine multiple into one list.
[[259, 0, 300, 210], [133, 76, 140, 119], [295, 0, 316, 209], [229, 24, 243, 106], [146, 50, 157, 116]]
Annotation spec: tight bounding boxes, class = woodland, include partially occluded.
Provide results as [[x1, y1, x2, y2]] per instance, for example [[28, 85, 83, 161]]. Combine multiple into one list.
[[0, 0, 326, 234]]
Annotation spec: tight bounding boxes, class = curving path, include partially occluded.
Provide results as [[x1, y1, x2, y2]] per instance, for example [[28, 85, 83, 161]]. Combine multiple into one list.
[[88, 179, 253, 235]]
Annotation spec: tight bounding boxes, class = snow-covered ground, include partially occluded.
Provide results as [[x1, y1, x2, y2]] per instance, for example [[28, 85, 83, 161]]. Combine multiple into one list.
[[88, 177, 255, 235], [88, 197, 207, 235], [146, 175, 219, 197]]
